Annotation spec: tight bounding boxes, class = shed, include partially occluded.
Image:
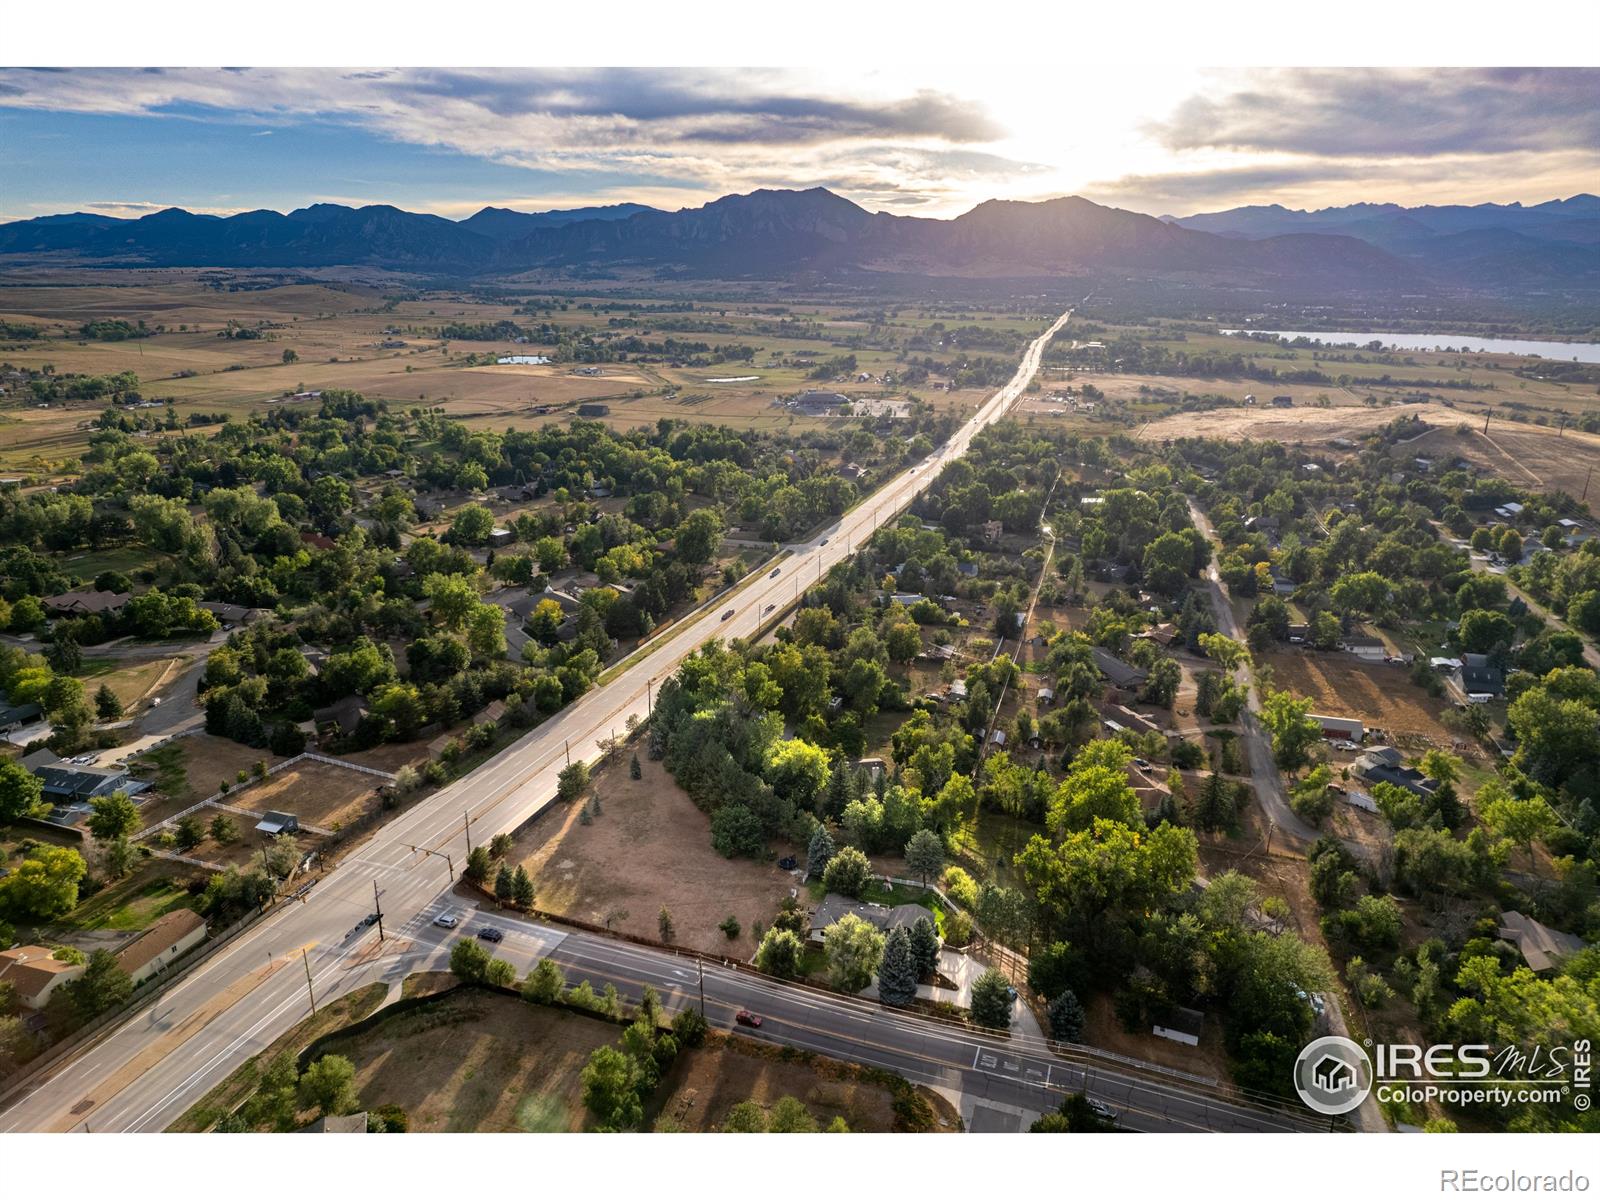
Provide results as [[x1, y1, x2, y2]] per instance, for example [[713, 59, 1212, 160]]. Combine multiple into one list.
[[256, 811, 300, 837], [1153, 1006, 1206, 1047]]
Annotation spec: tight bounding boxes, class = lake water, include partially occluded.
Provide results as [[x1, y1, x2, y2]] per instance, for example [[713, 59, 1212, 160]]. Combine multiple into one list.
[[1221, 330, 1600, 363], [496, 354, 550, 365]]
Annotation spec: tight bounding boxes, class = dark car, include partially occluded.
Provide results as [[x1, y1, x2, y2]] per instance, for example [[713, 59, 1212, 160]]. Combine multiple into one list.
[[477, 927, 505, 944], [735, 1010, 763, 1028], [361, 913, 380, 927], [819, 537, 829, 545], [769, 567, 781, 578], [721, 608, 735, 621]]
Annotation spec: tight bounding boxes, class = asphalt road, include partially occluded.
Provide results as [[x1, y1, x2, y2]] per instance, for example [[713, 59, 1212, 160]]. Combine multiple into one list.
[[0, 302, 1317, 1134]]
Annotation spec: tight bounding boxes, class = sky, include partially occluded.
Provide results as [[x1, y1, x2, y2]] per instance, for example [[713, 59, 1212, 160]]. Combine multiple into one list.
[[1, 67, 1596, 224]]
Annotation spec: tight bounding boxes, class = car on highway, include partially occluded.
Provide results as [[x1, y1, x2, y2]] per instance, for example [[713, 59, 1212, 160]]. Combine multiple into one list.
[[735, 1009, 763, 1028], [819, 537, 829, 545], [1086, 1097, 1118, 1123], [721, 608, 735, 621], [763, 604, 775, 614], [361, 913, 379, 927], [477, 926, 504, 943], [432, 914, 458, 929], [769, 567, 781, 577]]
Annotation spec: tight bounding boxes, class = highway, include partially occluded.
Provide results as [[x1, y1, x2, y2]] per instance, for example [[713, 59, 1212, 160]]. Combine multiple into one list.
[[0, 300, 1307, 1134]]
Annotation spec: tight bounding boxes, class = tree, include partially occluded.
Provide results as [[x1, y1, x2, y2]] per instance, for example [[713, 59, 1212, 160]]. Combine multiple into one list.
[[298, 1054, 360, 1117], [1329, 570, 1390, 618], [1478, 782, 1555, 862], [970, 968, 1014, 1029], [175, 814, 205, 852], [447, 503, 496, 546], [909, 915, 941, 977], [581, 1046, 643, 1130], [1418, 749, 1463, 790], [1260, 689, 1322, 771], [720, 1100, 767, 1132], [61, 949, 132, 1020], [904, 828, 944, 888], [485, 957, 516, 987], [806, 824, 836, 880], [557, 761, 591, 803], [93, 683, 124, 721], [522, 958, 565, 1004], [754, 927, 804, 979], [282, 348, 298, 363], [464, 845, 492, 883], [449, 936, 493, 984], [657, 905, 675, 943], [1048, 988, 1087, 1042], [208, 813, 239, 845], [1030, 1092, 1117, 1132], [495, 863, 515, 902], [512, 865, 535, 908], [1048, 739, 1141, 834], [87, 791, 140, 842], [101, 835, 138, 880], [1197, 632, 1249, 672], [719, 915, 741, 940], [822, 913, 884, 992], [630, 754, 642, 780], [821, 846, 872, 898], [1458, 609, 1516, 654], [769, 1095, 819, 1133], [0, 759, 45, 823], [876, 926, 918, 1007], [0, 844, 86, 920]]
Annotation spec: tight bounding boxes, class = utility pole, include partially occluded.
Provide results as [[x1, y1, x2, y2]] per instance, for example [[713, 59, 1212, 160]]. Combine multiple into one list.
[[373, 879, 384, 942], [697, 957, 706, 1018], [1483, 411, 1491, 435], [1583, 464, 1594, 503], [302, 947, 316, 1014], [462, 810, 472, 852], [646, 677, 653, 716], [564, 739, 570, 767]]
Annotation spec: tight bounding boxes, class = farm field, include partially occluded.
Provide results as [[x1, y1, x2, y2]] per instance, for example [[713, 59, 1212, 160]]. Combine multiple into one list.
[[508, 752, 798, 956]]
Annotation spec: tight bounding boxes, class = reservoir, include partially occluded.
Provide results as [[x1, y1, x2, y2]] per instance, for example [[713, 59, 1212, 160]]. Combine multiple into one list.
[[1221, 330, 1600, 364]]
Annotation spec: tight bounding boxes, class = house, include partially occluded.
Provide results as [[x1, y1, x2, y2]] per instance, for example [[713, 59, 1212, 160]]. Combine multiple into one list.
[[0, 945, 86, 1009], [1271, 571, 1297, 597], [0, 699, 43, 732], [1286, 623, 1311, 644], [300, 530, 337, 552], [1138, 622, 1178, 647], [855, 758, 887, 780], [1090, 646, 1148, 690], [312, 695, 368, 735], [575, 403, 610, 417], [255, 811, 300, 837], [982, 519, 1004, 544], [1109, 704, 1164, 737], [198, 601, 262, 625], [807, 894, 937, 944], [989, 729, 1008, 748], [1353, 747, 1437, 798], [1036, 686, 1055, 706], [39, 587, 131, 617], [1311, 714, 1366, 742], [114, 908, 207, 986], [21, 749, 133, 803], [1270, 395, 1294, 408], [586, 484, 611, 499], [1497, 910, 1586, 973], [1341, 635, 1386, 661], [1152, 1006, 1205, 1048], [1243, 515, 1279, 537], [1455, 653, 1505, 698], [488, 527, 514, 548], [794, 390, 850, 413], [949, 679, 969, 701]]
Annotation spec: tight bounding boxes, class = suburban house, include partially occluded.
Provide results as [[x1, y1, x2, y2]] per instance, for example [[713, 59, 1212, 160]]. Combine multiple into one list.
[[1108, 704, 1165, 738], [21, 749, 134, 803], [1090, 646, 1148, 690], [0, 945, 86, 1009], [1311, 714, 1366, 742], [302, 1113, 369, 1133], [198, 600, 264, 625], [807, 894, 937, 944], [114, 908, 208, 986], [1455, 653, 1506, 699], [793, 390, 850, 414], [1497, 910, 1586, 973], [313, 695, 368, 735], [1341, 635, 1386, 661], [1353, 746, 1437, 798], [0, 698, 43, 732], [39, 587, 131, 618], [1036, 686, 1055, 706], [487, 527, 514, 548]]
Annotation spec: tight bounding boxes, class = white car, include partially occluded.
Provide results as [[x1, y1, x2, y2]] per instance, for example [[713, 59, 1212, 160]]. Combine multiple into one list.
[[433, 914, 458, 929]]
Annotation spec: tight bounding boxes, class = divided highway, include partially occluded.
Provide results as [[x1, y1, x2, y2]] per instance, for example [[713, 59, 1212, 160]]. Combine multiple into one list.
[[0, 301, 1310, 1133]]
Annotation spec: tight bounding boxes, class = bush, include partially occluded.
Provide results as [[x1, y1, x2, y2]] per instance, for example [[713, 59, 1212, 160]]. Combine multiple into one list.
[[672, 1006, 708, 1048], [522, 958, 565, 1004], [449, 937, 492, 984], [719, 915, 741, 940], [941, 866, 979, 909], [821, 845, 871, 898]]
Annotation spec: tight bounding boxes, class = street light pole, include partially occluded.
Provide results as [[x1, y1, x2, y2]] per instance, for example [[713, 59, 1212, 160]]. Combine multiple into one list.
[[697, 958, 706, 1018], [462, 810, 472, 852], [373, 879, 384, 942], [302, 947, 316, 1014]]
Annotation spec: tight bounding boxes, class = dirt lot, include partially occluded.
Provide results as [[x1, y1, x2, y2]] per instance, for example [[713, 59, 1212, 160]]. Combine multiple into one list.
[[323, 988, 618, 1132], [652, 1032, 959, 1132], [132, 734, 285, 812], [221, 760, 380, 831], [1264, 650, 1467, 748], [509, 753, 798, 956]]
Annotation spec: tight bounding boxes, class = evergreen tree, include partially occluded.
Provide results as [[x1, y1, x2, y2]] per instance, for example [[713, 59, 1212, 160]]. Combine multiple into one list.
[[465, 844, 492, 883], [629, 754, 642, 780], [512, 865, 535, 908], [494, 863, 514, 902], [909, 915, 941, 977], [822, 753, 855, 818], [94, 684, 124, 721], [877, 926, 918, 1007], [806, 824, 837, 880], [1047, 988, 1087, 1042]]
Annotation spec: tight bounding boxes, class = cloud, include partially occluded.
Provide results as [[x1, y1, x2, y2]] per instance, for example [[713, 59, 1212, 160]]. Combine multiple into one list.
[[1148, 68, 1600, 159]]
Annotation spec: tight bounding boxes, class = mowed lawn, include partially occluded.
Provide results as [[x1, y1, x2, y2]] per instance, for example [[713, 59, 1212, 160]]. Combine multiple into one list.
[[319, 989, 618, 1132]]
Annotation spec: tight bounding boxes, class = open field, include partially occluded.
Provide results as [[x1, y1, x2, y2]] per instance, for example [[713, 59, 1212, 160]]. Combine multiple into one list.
[[80, 655, 185, 711], [215, 760, 382, 832], [509, 753, 798, 956], [130, 735, 284, 815], [323, 988, 618, 1132], [1263, 650, 1472, 751]]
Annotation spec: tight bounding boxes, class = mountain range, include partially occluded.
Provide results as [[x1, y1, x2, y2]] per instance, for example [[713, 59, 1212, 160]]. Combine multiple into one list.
[[2, 188, 1595, 297]]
